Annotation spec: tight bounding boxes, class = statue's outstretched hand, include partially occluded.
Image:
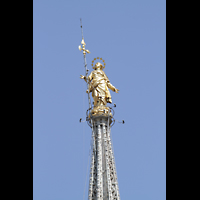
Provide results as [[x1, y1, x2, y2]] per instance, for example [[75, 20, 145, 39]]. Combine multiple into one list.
[[115, 88, 119, 93], [80, 75, 85, 79]]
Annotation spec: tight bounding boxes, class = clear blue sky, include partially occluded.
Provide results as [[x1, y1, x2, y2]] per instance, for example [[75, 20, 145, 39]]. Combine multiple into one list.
[[33, 0, 166, 199]]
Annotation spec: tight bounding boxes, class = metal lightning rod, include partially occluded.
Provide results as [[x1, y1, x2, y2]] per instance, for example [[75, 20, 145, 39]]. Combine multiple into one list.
[[79, 19, 97, 200], [79, 18, 92, 110]]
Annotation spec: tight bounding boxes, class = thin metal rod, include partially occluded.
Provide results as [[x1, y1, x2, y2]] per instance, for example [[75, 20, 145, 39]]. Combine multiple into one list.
[[80, 18, 92, 110], [80, 18, 84, 39]]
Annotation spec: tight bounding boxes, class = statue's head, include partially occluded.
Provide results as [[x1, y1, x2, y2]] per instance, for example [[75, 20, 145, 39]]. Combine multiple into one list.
[[91, 57, 106, 70], [94, 62, 103, 70]]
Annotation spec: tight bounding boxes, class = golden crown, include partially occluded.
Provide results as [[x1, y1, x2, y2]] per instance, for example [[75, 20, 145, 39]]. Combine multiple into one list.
[[91, 57, 106, 69]]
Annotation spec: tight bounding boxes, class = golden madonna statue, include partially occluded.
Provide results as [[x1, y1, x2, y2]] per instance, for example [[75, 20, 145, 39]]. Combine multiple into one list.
[[80, 61, 119, 116]]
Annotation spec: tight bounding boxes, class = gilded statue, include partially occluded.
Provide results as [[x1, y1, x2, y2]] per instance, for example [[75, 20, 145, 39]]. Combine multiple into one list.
[[80, 61, 119, 116]]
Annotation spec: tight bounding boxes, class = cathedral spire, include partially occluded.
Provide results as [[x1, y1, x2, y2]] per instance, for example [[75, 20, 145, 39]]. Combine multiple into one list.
[[79, 20, 121, 200]]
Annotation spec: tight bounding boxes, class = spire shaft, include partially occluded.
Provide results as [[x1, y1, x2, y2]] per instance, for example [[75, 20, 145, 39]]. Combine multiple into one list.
[[79, 20, 120, 200]]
